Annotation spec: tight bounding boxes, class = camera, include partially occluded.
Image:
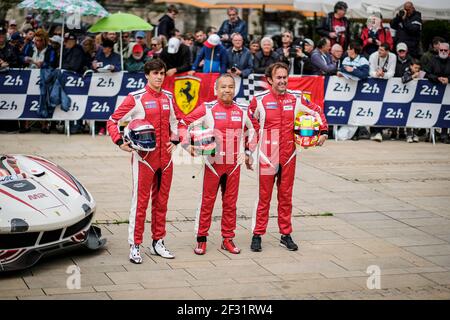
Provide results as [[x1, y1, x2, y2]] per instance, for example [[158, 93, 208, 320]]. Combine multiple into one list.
[[230, 66, 237, 73], [289, 45, 301, 58], [398, 9, 405, 17]]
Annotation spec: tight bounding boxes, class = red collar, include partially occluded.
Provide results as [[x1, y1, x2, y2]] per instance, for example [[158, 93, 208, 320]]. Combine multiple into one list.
[[270, 88, 286, 99], [145, 85, 162, 97]]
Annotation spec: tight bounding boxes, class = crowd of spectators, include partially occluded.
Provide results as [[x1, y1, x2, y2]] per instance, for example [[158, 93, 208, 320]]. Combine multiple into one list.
[[0, 2, 449, 142]]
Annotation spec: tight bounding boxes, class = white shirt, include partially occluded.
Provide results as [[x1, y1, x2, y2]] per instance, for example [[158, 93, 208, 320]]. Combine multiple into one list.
[[29, 46, 47, 69], [369, 51, 397, 79]]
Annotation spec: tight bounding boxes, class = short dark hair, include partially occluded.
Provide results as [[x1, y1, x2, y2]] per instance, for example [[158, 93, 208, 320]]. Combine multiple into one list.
[[334, 1, 348, 12], [265, 62, 289, 79], [144, 59, 167, 75], [317, 37, 330, 49], [379, 42, 390, 51], [432, 36, 445, 45], [168, 5, 179, 14], [102, 39, 114, 48], [348, 41, 362, 55], [206, 26, 216, 34]]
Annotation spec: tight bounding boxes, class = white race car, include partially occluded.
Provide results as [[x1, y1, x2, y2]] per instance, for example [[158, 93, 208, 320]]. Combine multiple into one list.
[[0, 154, 106, 272]]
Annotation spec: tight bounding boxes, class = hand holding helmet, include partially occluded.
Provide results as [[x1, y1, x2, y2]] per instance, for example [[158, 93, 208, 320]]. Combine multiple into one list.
[[189, 126, 216, 156], [123, 119, 157, 152], [294, 112, 322, 148]]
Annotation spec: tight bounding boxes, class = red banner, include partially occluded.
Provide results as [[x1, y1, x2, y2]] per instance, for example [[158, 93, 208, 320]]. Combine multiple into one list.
[[163, 72, 219, 115], [287, 76, 325, 107]]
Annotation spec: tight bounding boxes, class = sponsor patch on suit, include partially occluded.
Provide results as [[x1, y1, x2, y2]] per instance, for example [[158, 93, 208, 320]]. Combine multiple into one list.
[[283, 105, 293, 111], [266, 102, 278, 109], [145, 101, 157, 109], [231, 116, 242, 122], [215, 112, 227, 120]]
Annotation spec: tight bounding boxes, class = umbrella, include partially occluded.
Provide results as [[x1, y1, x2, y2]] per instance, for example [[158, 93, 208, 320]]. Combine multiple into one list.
[[88, 12, 153, 70], [18, 0, 109, 68]]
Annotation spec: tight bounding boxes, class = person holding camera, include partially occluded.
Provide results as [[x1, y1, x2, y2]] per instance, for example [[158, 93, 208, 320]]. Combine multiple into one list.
[[361, 13, 393, 57], [227, 33, 253, 78], [369, 42, 396, 79], [390, 1, 422, 58], [316, 1, 351, 50]]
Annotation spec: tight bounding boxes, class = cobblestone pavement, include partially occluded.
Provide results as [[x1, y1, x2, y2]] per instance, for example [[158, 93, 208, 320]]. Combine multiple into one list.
[[1, 133, 450, 300]]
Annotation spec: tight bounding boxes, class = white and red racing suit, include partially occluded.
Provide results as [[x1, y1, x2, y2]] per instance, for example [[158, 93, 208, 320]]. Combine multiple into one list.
[[249, 89, 328, 236], [178, 100, 255, 238], [107, 85, 179, 245]]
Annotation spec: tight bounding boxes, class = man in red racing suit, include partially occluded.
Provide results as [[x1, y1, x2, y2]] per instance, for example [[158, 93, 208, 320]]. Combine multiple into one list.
[[107, 59, 180, 263], [178, 74, 256, 255], [247, 62, 328, 252]]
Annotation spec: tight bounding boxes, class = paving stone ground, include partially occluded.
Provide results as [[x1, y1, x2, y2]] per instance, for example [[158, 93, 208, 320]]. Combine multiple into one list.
[[1, 133, 450, 299]]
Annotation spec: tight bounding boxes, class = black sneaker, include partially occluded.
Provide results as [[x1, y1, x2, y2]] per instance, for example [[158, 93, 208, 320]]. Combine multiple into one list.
[[280, 234, 298, 251], [250, 235, 262, 252]]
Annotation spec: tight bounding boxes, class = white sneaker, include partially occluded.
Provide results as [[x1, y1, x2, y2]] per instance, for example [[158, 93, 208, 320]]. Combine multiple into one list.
[[149, 239, 175, 259], [129, 244, 143, 264], [373, 133, 382, 142], [413, 135, 420, 143], [406, 135, 414, 143]]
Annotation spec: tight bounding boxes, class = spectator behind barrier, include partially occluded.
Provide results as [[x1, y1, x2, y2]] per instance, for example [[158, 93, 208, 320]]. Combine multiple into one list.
[[422, 37, 445, 75], [92, 38, 121, 72], [361, 12, 393, 57], [401, 59, 425, 143], [331, 43, 344, 70], [190, 34, 228, 74], [125, 43, 147, 73], [390, 1, 422, 58], [147, 36, 164, 60], [182, 32, 195, 64], [253, 37, 280, 74], [227, 32, 253, 78], [218, 7, 248, 48], [293, 38, 315, 75], [157, 4, 178, 40], [192, 30, 207, 71], [0, 27, 20, 70], [62, 32, 86, 74], [395, 42, 413, 77], [426, 42, 450, 144], [310, 37, 337, 75], [369, 42, 396, 79], [160, 36, 192, 76], [206, 26, 217, 36], [135, 31, 149, 56], [276, 31, 294, 66], [114, 32, 135, 60], [316, 1, 351, 50], [249, 38, 261, 57], [81, 36, 96, 72], [7, 19, 18, 40], [24, 28, 57, 70], [337, 41, 369, 80]]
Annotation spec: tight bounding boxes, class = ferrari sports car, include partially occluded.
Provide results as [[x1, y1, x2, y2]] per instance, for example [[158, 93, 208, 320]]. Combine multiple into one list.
[[0, 154, 106, 272]]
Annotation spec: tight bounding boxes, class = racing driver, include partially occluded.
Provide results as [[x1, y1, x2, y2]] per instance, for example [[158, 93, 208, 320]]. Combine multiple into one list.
[[247, 62, 328, 252], [107, 59, 179, 263]]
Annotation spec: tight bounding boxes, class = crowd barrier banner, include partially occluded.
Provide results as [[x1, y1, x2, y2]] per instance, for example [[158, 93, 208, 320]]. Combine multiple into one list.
[[324, 76, 450, 128], [1, 70, 449, 128]]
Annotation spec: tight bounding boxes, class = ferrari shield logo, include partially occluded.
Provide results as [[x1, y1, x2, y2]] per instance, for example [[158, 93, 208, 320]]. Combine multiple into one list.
[[174, 75, 201, 115]]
